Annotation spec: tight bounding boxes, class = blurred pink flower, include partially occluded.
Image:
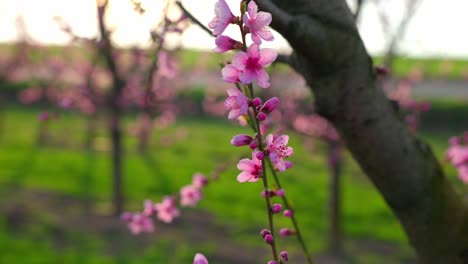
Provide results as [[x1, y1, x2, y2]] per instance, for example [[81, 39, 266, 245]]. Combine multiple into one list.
[[266, 134, 293, 172], [127, 213, 155, 235], [224, 88, 249, 119], [192, 173, 208, 188], [242, 1, 274, 44], [208, 0, 235, 36], [180, 185, 203, 207], [154, 196, 180, 223], [19, 87, 42, 104]]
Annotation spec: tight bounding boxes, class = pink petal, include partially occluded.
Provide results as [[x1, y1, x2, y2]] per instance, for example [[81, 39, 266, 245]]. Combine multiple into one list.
[[239, 69, 256, 85], [257, 27, 274, 42], [226, 87, 240, 96], [251, 34, 262, 44], [231, 51, 248, 70], [222, 65, 240, 83], [255, 69, 270, 88], [256, 12, 272, 27], [237, 159, 253, 171], [242, 13, 251, 28], [259, 48, 277, 66], [237, 171, 253, 182], [247, 44, 260, 59], [276, 135, 290, 146], [228, 109, 242, 119], [266, 134, 274, 147], [247, 1, 258, 19]]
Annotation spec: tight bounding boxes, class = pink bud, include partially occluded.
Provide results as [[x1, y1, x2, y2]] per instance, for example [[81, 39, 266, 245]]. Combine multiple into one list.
[[283, 209, 293, 217], [260, 229, 271, 238], [256, 151, 265, 160], [279, 228, 295, 237], [264, 234, 274, 244], [231, 134, 253, 146], [276, 189, 285, 197], [280, 251, 289, 262], [260, 97, 279, 113], [251, 97, 262, 107], [257, 112, 267, 121], [249, 142, 257, 149], [214, 35, 242, 53], [271, 204, 282, 214]]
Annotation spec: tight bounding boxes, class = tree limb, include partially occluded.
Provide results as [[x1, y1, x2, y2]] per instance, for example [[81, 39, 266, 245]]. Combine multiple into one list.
[[175, 1, 213, 36]]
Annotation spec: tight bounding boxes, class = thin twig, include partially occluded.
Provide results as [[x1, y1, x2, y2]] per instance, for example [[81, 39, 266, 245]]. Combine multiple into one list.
[[175, 1, 213, 36]]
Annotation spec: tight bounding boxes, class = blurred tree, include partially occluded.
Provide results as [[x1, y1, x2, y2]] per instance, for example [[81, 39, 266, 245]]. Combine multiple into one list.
[[255, 0, 468, 263]]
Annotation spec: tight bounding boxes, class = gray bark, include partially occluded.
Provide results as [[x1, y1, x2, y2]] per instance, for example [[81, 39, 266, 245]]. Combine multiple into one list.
[[256, 0, 468, 263]]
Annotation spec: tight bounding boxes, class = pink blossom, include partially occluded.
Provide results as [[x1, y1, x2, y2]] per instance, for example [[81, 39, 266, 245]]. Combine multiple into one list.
[[154, 196, 180, 223], [447, 144, 468, 167], [237, 150, 263, 182], [214, 35, 241, 53], [266, 134, 294, 172], [208, 0, 235, 36], [242, 1, 274, 44], [229, 44, 277, 88], [224, 88, 249, 119], [143, 199, 156, 216], [192, 173, 208, 188], [180, 185, 203, 207], [127, 213, 155, 235], [193, 253, 209, 264]]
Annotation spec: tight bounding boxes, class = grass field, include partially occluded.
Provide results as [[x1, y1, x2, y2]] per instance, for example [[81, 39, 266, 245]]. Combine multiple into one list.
[[0, 100, 466, 263]]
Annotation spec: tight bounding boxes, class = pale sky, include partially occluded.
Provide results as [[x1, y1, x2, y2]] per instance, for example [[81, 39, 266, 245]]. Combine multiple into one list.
[[0, 0, 467, 58]]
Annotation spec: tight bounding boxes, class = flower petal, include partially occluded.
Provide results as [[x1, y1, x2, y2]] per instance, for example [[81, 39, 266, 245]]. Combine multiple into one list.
[[247, 1, 258, 19], [237, 171, 253, 182], [259, 48, 277, 67], [231, 51, 248, 70], [222, 65, 240, 83], [255, 69, 270, 88]]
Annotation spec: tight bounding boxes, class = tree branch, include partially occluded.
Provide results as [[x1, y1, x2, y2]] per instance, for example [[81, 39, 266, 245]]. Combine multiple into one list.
[[175, 1, 213, 37]]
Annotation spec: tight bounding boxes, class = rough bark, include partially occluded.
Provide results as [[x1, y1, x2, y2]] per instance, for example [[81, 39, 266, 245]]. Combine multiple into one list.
[[256, 0, 468, 262]]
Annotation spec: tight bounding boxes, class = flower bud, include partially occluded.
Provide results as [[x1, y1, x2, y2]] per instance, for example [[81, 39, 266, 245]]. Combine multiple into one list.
[[279, 228, 295, 237], [260, 229, 271, 238], [264, 234, 274, 244], [214, 35, 242, 53], [251, 97, 262, 107], [276, 189, 285, 197], [231, 134, 253, 146], [249, 142, 257, 149], [280, 251, 289, 262], [256, 151, 265, 160], [271, 204, 282, 214], [283, 209, 293, 217], [257, 112, 267, 121], [260, 97, 279, 113], [120, 212, 133, 222]]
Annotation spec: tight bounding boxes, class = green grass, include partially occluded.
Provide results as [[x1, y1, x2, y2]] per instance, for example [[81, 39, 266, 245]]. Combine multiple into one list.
[[0, 103, 464, 263]]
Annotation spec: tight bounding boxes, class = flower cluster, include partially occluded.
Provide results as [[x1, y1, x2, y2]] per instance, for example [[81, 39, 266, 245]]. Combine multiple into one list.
[[446, 133, 468, 183], [206, 1, 303, 263], [121, 173, 208, 234]]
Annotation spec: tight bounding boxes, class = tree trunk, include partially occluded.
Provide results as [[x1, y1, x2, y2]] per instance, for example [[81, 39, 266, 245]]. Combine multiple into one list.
[[110, 104, 123, 216], [257, 0, 468, 262]]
